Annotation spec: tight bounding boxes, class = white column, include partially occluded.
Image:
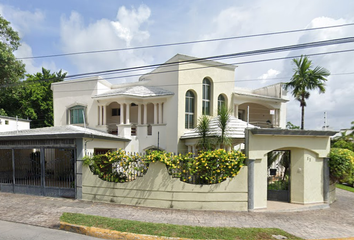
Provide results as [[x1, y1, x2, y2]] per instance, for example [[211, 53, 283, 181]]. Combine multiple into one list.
[[138, 104, 141, 125], [235, 104, 239, 118], [143, 104, 147, 125], [158, 103, 163, 124], [120, 104, 124, 125], [98, 106, 101, 125], [126, 103, 130, 124], [103, 105, 106, 125], [154, 103, 157, 124]]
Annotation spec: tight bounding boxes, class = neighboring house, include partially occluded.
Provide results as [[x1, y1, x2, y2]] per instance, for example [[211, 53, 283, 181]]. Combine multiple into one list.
[[0, 115, 30, 132], [52, 54, 288, 153]]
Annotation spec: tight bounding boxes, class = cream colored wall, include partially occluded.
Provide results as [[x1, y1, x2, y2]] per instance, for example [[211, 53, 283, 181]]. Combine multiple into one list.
[[290, 148, 305, 204], [303, 150, 324, 203], [253, 157, 267, 209], [82, 162, 248, 211], [247, 135, 331, 159], [142, 64, 179, 152], [176, 61, 235, 152], [52, 77, 110, 127]]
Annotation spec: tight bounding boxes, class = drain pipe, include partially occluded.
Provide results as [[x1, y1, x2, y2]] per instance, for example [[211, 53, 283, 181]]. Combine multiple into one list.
[[84, 133, 94, 156]]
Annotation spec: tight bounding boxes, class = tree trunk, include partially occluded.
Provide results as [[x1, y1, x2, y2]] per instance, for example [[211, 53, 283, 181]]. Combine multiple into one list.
[[301, 95, 305, 130], [301, 104, 305, 130]]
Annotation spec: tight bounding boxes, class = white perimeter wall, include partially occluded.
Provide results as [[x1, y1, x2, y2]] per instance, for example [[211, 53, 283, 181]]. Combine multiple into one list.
[[82, 162, 248, 211]]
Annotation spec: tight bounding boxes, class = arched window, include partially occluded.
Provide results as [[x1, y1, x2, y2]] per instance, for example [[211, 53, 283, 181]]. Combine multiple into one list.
[[69, 105, 85, 124], [185, 90, 195, 129], [218, 94, 225, 113], [202, 78, 211, 115]]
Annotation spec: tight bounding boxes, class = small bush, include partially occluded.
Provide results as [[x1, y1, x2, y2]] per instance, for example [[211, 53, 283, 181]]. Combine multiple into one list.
[[329, 148, 354, 185]]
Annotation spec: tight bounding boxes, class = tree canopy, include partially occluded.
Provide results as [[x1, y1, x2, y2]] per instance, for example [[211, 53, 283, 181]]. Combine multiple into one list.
[[0, 14, 26, 85], [284, 55, 330, 130], [0, 68, 67, 128]]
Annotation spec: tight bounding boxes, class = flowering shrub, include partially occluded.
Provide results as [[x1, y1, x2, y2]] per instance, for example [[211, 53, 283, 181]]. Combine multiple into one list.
[[329, 148, 354, 185], [83, 149, 246, 185]]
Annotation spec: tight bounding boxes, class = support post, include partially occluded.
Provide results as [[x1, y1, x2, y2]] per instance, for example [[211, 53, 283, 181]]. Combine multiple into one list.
[[323, 157, 330, 203], [12, 149, 15, 192], [247, 158, 255, 211], [40, 147, 46, 196], [154, 103, 157, 124], [143, 104, 147, 125], [138, 104, 141, 125]]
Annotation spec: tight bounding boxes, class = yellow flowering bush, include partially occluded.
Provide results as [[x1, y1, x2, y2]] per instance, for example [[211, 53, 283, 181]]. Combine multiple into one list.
[[329, 148, 354, 185], [83, 149, 246, 184]]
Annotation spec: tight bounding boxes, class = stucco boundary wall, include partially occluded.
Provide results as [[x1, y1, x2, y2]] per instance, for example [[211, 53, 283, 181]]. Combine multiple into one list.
[[81, 161, 248, 211]]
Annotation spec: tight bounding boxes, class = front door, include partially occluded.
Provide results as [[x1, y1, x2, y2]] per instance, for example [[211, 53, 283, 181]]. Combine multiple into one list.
[[267, 150, 290, 202]]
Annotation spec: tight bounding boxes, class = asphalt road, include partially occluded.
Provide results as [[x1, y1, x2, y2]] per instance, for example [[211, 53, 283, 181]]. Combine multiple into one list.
[[0, 220, 101, 240]]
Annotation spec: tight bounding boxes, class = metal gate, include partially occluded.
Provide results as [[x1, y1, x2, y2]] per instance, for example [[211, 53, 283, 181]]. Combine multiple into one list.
[[267, 150, 290, 202], [0, 148, 75, 198]]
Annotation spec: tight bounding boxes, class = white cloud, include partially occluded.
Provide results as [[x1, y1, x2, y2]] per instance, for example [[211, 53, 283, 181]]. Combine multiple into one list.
[[60, 5, 152, 83], [0, 4, 45, 37], [258, 69, 280, 84]]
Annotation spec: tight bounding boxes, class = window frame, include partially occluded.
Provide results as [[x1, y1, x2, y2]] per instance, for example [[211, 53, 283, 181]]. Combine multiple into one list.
[[202, 78, 211, 115], [185, 90, 195, 129], [68, 105, 86, 125]]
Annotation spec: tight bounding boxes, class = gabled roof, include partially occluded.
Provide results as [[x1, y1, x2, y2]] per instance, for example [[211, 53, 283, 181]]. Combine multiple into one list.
[[0, 125, 130, 141], [180, 115, 258, 139], [93, 85, 174, 99]]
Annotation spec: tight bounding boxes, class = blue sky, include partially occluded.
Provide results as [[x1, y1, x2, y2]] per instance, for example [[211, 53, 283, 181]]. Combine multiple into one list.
[[1, 0, 354, 130]]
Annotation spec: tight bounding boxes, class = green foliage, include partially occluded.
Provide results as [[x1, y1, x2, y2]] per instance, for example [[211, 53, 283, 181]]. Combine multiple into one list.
[[217, 105, 231, 148], [84, 149, 246, 185], [0, 14, 26, 85], [196, 115, 213, 151], [284, 55, 330, 129], [0, 68, 67, 128], [329, 148, 354, 185], [286, 121, 300, 129]]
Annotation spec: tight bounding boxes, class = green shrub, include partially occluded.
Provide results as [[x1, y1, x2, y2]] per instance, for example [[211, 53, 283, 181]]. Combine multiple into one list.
[[329, 148, 354, 185], [83, 149, 246, 185]]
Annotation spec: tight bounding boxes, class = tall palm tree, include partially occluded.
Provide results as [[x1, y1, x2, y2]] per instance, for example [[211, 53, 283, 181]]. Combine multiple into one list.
[[284, 55, 330, 130]]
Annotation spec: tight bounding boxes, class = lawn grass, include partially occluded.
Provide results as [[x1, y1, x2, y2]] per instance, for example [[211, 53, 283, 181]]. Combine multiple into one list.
[[60, 212, 301, 240], [337, 183, 354, 193]]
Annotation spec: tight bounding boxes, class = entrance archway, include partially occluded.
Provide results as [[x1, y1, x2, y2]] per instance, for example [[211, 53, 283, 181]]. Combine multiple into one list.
[[267, 150, 290, 202]]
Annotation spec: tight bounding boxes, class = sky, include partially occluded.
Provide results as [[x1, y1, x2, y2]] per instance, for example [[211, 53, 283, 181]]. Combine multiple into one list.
[[1, 0, 354, 131]]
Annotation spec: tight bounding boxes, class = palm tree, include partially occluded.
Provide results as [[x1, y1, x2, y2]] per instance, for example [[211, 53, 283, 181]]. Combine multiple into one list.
[[284, 55, 330, 130], [217, 105, 231, 149], [196, 115, 212, 151]]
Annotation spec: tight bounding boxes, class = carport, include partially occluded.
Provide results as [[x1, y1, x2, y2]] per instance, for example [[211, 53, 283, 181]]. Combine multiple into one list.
[[0, 125, 129, 199]]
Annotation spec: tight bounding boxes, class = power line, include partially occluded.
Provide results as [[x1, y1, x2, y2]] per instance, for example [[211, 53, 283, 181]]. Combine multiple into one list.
[[3, 37, 354, 89], [62, 36, 354, 80], [16, 23, 354, 60]]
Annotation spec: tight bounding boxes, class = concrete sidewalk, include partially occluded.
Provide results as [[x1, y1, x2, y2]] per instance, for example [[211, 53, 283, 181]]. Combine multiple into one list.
[[0, 189, 353, 239]]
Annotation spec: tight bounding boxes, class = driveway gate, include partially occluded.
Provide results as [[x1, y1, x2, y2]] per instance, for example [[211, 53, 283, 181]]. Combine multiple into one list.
[[0, 147, 75, 198], [267, 150, 290, 202]]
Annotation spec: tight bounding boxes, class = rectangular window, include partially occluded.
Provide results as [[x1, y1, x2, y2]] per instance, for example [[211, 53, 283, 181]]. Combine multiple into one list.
[[112, 108, 120, 116], [5, 120, 9, 125], [70, 107, 84, 124]]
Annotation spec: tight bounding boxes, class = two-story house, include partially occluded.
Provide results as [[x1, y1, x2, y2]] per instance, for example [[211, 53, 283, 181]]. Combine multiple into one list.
[[52, 54, 288, 153]]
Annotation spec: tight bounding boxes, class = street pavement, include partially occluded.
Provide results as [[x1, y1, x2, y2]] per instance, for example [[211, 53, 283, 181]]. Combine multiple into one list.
[[0, 220, 101, 240], [0, 189, 353, 239]]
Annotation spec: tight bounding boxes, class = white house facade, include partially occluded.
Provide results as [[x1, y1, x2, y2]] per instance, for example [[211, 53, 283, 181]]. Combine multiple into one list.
[[52, 54, 288, 153], [0, 115, 30, 132]]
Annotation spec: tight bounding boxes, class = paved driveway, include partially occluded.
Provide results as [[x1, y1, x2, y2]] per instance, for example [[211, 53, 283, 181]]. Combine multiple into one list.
[[0, 189, 353, 239]]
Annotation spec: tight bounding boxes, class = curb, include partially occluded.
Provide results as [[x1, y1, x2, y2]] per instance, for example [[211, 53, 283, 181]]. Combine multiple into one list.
[[60, 222, 191, 240]]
